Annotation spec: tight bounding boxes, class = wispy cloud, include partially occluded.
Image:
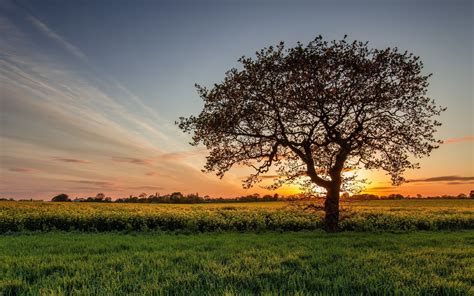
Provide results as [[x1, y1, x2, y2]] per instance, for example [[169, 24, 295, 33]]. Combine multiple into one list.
[[111, 157, 154, 166], [408, 176, 474, 183], [447, 181, 474, 185], [369, 186, 394, 190], [158, 149, 207, 160], [53, 157, 90, 164], [443, 136, 474, 144], [128, 185, 164, 191], [363, 186, 401, 193], [145, 172, 156, 176], [9, 167, 36, 173], [68, 180, 115, 187], [260, 175, 281, 179], [27, 15, 88, 63], [24, 12, 174, 146]]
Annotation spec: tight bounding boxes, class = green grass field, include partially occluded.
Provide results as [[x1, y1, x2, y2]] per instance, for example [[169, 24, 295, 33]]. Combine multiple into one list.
[[1, 231, 473, 295], [1, 200, 473, 295]]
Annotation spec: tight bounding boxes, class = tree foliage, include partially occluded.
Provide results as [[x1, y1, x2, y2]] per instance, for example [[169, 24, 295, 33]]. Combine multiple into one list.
[[51, 193, 70, 202]]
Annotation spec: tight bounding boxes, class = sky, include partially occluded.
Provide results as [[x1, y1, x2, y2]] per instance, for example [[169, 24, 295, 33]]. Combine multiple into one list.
[[0, 0, 473, 199]]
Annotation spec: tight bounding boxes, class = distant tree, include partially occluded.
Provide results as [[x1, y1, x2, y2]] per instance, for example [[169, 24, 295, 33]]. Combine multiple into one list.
[[262, 194, 278, 201], [341, 192, 350, 200], [51, 193, 70, 202], [350, 194, 379, 201], [387, 194, 404, 200], [179, 36, 445, 231], [169, 192, 184, 203]]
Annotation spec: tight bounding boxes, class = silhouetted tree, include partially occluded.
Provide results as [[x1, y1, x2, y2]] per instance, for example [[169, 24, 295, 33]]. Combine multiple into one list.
[[178, 36, 445, 231], [387, 194, 404, 200], [51, 193, 70, 202]]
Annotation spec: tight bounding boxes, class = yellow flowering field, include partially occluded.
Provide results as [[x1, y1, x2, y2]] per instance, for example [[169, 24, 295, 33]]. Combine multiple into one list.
[[0, 199, 472, 232]]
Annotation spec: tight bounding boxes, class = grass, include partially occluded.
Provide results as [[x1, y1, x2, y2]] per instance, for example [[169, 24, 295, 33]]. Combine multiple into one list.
[[0, 231, 473, 295], [1, 199, 473, 232]]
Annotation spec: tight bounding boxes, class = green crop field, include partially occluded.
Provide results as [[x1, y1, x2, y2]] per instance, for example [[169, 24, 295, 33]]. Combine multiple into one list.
[[1, 199, 473, 295]]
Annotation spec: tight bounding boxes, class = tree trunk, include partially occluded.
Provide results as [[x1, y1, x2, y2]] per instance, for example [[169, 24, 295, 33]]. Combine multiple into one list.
[[324, 183, 340, 232]]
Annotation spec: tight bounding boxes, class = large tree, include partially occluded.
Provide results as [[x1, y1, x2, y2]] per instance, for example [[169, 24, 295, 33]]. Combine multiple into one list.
[[178, 36, 445, 232]]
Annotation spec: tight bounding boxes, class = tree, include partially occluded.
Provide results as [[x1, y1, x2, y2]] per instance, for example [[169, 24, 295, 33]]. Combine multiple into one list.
[[51, 193, 70, 202], [178, 36, 445, 232]]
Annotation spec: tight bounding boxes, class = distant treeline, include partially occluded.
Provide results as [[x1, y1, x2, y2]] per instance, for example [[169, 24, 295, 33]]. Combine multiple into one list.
[[74, 192, 280, 204], [346, 193, 474, 200], [1, 191, 473, 203]]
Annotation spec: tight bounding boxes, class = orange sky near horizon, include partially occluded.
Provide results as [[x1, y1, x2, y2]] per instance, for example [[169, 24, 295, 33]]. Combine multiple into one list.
[[1, 139, 473, 200]]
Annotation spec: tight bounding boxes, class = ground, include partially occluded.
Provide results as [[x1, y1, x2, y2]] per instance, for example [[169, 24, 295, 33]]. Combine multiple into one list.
[[1, 231, 473, 295], [0, 199, 473, 295]]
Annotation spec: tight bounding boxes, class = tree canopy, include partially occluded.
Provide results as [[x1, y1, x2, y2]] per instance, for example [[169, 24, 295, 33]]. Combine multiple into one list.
[[51, 193, 70, 202]]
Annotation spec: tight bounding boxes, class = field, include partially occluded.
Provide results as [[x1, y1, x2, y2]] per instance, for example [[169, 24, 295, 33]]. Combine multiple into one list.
[[1, 231, 473, 295], [1, 200, 473, 295], [1, 199, 473, 233]]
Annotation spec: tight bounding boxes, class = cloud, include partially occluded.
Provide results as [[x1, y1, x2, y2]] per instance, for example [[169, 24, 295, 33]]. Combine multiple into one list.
[[443, 136, 474, 144], [363, 186, 400, 193], [158, 149, 207, 160], [53, 157, 90, 164], [20, 4, 172, 133], [68, 180, 114, 187], [9, 167, 36, 173], [408, 176, 474, 183], [1, 8, 175, 155], [111, 157, 154, 166], [369, 186, 394, 190], [447, 181, 474, 185], [27, 15, 88, 63], [24, 12, 174, 146], [260, 175, 281, 179], [128, 185, 164, 191]]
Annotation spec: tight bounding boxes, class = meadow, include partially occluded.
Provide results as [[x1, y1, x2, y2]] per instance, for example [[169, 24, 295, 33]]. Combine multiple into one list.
[[1, 231, 473, 295], [1, 200, 473, 295]]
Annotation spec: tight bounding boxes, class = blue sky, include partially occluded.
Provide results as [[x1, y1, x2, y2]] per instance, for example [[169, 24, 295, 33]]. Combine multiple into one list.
[[1, 0, 472, 199]]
